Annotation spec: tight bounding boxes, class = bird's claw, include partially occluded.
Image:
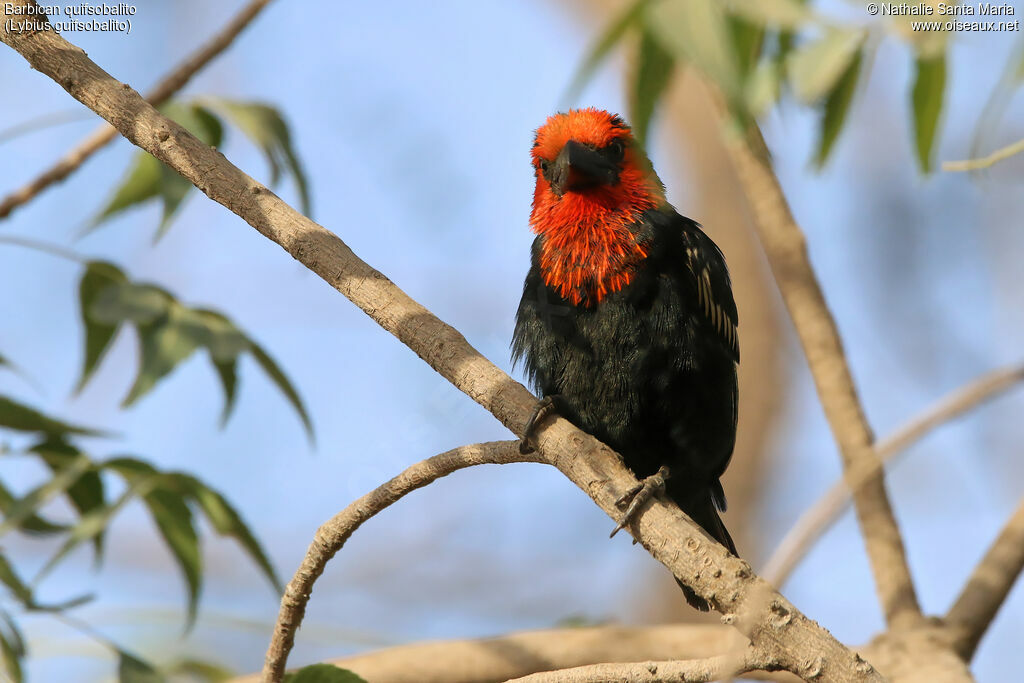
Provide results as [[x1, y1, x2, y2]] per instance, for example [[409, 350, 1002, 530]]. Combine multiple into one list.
[[610, 465, 671, 538], [519, 395, 561, 454]]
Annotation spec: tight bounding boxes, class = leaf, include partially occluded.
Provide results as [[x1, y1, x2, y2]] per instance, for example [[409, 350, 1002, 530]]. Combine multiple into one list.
[[0, 610, 24, 683], [162, 658, 233, 682], [0, 553, 33, 605], [119, 651, 165, 683], [814, 48, 863, 168], [629, 28, 675, 148], [0, 395, 105, 437], [212, 358, 238, 426], [726, 0, 810, 28], [88, 101, 225, 239], [787, 28, 864, 103], [77, 261, 130, 392], [911, 53, 946, 173], [0, 452, 93, 539], [204, 99, 311, 215], [248, 341, 314, 442], [284, 664, 368, 683], [122, 303, 202, 407], [564, 0, 651, 102], [90, 283, 172, 326], [33, 439, 107, 557], [745, 59, 781, 116], [727, 14, 763, 78], [0, 479, 69, 536], [142, 487, 201, 629], [176, 474, 281, 593], [648, 0, 740, 99]]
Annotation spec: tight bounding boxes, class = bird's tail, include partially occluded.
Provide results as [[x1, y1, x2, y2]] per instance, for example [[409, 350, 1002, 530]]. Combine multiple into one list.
[[674, 482, 737, 611]]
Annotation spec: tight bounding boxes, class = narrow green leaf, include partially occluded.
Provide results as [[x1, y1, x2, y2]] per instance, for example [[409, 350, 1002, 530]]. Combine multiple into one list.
[[89, 282, 172, 327], [726, 0, 810, 28], [0, 453, 93, 538], [284, 664, 368, 683], [77, 261, 129, 393], [213, 358, 238, 426], [155, 164, 193, 241], [177, 309, 250, 362], [0, 395, 105, 437], [204, 99, 311, 215], [564, 0, 650, 102], [727, 15, 763, 78], [142, 487, 201, 629], [0, 553, 33, 605], [122, 304, 202, 407], [911, 53, 947, 173], [89, 153, 162, 229], [787, 28, 864, 103], [0, 479, 69, 536], [119, 651, 165, 683], [247, 341, 314, 443], [815, 48, 863, 168], [630, 29, 675, 148], [177, 474, 281, 593], [648, 0, 740, 99], [34, 439, 107, 558], [0, 609, 24, 683]]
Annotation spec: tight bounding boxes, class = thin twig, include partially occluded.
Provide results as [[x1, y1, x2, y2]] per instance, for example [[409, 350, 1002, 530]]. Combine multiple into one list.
[[263, 441, 540, 682], [763, 363, 1024, 587], [503, 648, 770, 683], [946, 497, 1024, 661], [943, 136, 1024, 172], [0, 0, 274, 220], [707, 84, 923, 629], [0, 20, 885, 683]]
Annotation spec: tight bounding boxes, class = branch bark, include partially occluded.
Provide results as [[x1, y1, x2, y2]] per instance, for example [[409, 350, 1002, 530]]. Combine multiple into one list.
[[702, 83, 922, 630], [0, 14, 883, 683], [946, 497, 1024, 660], [763, 363, 1024, 587], [503, 649, 768, 683], [0, 0, 274, 220], [264, 442, 541, 682]]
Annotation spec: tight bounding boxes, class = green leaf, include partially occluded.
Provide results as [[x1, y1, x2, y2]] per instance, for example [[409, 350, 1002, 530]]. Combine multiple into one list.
[[565, 0, 650, 102], [176, 475, 281, 593], [911, 53, 947, 173], [77, 261, 130, 392], [122, 304, 202, 407], [726, 0, 810, 28], [814, 48, 863, 168], [204, 99, 311, 215], [33, 439, 107, 557], [0, 395, 105, 437], [0, 610, 24, 683], [648, 0, 740, 99], [745, 59, 781, 116], [89, 283, 172, 326], [629, 28, 675, 148], [727, 15, 763, 78], [0, 452, 93, 539], [284, 664, 368, 683], [162, 657, 233, 682], [212, 358, 238, 426], [248, 341, 314, 442], [0, 553, 33, 605], [142, 487, 201, 629], [0, 479, 69, 536], [90, 153, 162, 228], [787, 28, 864, 103], [119, 651, 165, 683]]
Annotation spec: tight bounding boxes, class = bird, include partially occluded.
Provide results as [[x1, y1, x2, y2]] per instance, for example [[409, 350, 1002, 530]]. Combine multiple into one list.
[[511, 108, 739, 611]]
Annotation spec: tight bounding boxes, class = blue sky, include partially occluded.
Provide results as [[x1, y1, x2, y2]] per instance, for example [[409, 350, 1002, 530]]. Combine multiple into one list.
[[1, 0, 1022, 680]]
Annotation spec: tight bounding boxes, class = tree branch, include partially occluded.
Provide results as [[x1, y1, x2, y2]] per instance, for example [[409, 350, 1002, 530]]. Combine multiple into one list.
[[704, 83, 922, 629], [263, 441, 541, 682], [503, 648, 770, 683], [946, 497, 1024, 660], [0, 17, 883, 683], [0, 0, 274, 220], [763, 363, 1024, 586]]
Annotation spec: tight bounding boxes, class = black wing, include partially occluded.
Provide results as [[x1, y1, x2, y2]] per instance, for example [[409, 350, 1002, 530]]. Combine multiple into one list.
[[681, 224, 739, 363]]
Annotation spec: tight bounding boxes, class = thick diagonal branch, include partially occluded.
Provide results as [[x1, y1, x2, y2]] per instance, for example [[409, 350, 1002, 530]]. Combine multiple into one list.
[[706, 87, 922, 628], [0, 18, 884, 683], [503, 649, 768, 683], [0, 0, 274, 220], [946, 497, 1024, 660], [763, 362, 1024, 586]]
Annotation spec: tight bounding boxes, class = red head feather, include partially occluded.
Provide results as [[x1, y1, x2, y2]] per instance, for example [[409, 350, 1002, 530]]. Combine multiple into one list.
[[529, 108, 665, 306]]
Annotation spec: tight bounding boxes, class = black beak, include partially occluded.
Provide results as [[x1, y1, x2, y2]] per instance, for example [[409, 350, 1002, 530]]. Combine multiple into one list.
[[549, 140, 620, 197]]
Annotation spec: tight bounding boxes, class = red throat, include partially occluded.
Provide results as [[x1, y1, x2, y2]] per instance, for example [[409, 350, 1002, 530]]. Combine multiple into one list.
[[530, 110, 663, 306]]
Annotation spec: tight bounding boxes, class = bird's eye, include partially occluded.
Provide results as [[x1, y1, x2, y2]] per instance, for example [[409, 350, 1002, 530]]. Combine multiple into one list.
[[539, 159, 550, 173], [607, 139, 625, 161]]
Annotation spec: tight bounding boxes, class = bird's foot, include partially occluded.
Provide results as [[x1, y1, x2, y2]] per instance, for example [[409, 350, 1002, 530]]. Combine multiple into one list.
[[610, 465, 671, 538], [519, 394, 562, 454]]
